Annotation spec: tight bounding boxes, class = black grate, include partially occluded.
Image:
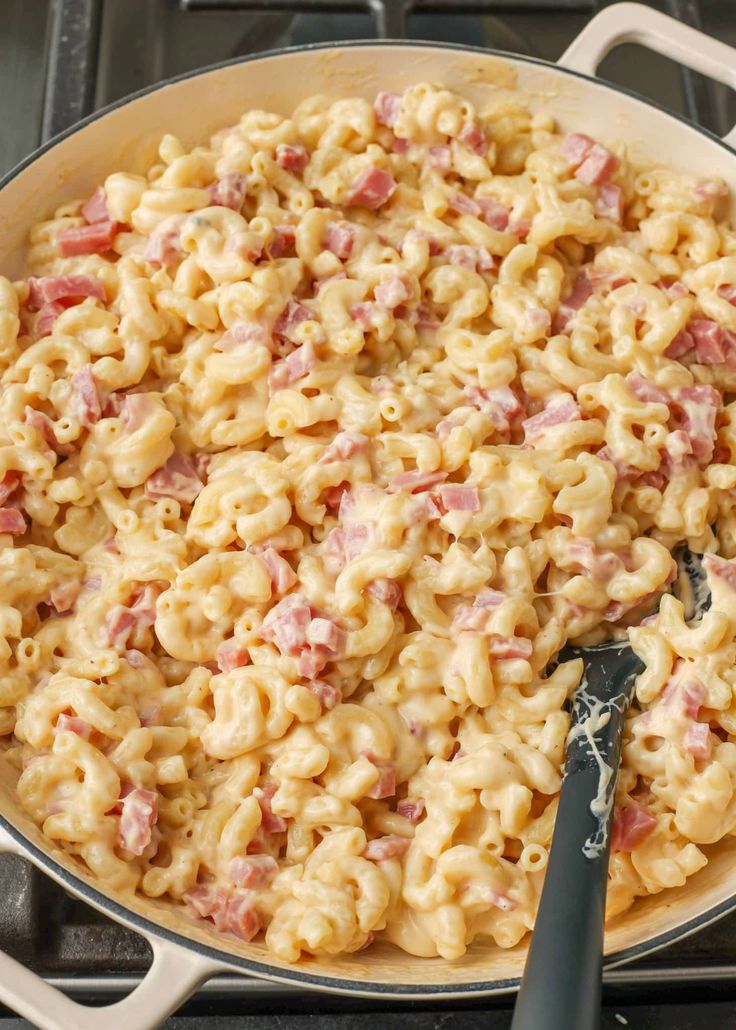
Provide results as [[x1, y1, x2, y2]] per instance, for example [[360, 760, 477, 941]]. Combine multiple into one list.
[[180, 0, 596, 39]]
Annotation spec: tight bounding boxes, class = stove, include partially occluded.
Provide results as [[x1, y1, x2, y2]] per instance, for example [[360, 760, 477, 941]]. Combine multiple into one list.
[[1, 1, 736, 1026]]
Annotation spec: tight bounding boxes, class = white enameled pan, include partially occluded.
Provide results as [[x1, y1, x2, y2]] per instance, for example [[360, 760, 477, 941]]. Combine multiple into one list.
[[0, 5, 735, 1028]]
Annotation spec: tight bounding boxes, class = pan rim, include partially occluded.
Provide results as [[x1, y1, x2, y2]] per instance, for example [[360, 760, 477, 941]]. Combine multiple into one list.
[[1, 36, 735, 997]]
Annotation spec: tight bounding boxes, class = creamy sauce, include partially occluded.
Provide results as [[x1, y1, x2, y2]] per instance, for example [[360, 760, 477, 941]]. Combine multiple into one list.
[[566, 671, 629, 860]]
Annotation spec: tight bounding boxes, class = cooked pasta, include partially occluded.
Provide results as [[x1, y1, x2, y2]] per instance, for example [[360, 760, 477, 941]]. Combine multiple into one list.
[[0, 82, 735, 961]]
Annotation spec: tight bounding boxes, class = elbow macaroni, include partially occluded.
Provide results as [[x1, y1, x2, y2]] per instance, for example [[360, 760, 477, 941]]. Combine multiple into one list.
[[1, 81, 736, 962]]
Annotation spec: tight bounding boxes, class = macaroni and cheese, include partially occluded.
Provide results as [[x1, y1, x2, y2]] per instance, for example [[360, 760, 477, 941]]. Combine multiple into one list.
[[1, 83, 736, 962]]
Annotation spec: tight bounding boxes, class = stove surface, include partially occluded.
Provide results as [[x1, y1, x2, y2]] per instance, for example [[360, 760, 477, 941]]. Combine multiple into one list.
[[1, 0, 736, 1026]]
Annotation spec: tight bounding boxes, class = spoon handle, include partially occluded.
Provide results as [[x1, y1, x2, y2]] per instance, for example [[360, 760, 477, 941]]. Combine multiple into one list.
[[510, 649, 642, 1030]]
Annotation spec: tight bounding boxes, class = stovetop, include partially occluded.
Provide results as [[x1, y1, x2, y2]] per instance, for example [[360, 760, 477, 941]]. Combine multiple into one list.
[[1, 0, 736, 1026]]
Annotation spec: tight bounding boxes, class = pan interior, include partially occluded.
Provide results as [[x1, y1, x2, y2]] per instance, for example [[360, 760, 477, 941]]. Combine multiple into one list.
[[1, 41, 736, 994]]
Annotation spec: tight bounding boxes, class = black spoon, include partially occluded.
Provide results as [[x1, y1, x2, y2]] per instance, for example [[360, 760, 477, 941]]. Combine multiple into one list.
[[511, 548, 708, 1030]]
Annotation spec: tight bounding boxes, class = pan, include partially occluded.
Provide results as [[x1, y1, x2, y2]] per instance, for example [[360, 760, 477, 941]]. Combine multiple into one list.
[[0, 4, 735, 1027]]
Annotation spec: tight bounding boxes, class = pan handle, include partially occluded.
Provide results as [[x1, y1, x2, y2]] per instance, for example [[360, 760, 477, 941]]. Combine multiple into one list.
[[559, 2, 736, 148], [0, 827, 222, 1030]]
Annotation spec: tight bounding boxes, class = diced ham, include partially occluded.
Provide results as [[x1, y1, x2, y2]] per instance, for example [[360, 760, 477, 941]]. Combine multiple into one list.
[[374, 91, 403, 128], [322, 528, 346, 576], [0, 509, 26, 535], [59, 221, 120, 257], [184, 885, 229, 924], [215, 639, 251, 674], [308, 678, 342, 710], [391, 136, 409, 155], [362, 753, 396, 799], [224, 893, 261, 941], [146, 451, 203, 505], [273, 299, 311, 343], [688, 318, 736, 365], [626, 373, 670, 405], [396, 798, 425, 823], [306, 617, 342, 650], [260, 595, 312, 655], [665, 327, 695, 359], [145, 221, 184, 268], [464, 385, 525, 432], [323, 221, 356, 260], [673, 384, 721, 462], [681, 680, 704, 719], [448, 193, 481, 217], [487, 635, 533, 660], [509, 218, 532, 240], [452, 604, 489, 632], [24, 407, 57, 452], [254, 783, 288, 833], [275, 143, 309, 174], [575, 143, 618, 185], [49, 580, 82, 613], [718, 284, 736, 305], [0, 471, 20, 505], [208, 173, 247, 210], [344, 523, 371, 560], [348, 168, 396, 209], [664, 429, 693, 465], [103, 608, 137, 650], [561, 133, 595, 168], [428, 146, 452, 173], [70, 365, 101, 429], [229, 854, 278, 889], [119, 392, 156, 432], [103, 585, 159, 651], [36, 300, 67, 336], [522, 396, 581, 444], [552, 270, 594, 333], [477, 196, 510, 231], [81, 187, 110, 224], [319, 430, 369, 463], [366, 578, 402, 610], [458, 122, 488, 156], [268, 339, 315, 394], [214, 321, 272, 354], [269, 224, 296, 258], [439, 484, 480, 511], [686, 722, 712, 761], [658, 278, 689, 301], [258, 547, 297, 594], [350, 302, 382, 330], [610, 804, 657, 852], [594, 183, 624, 222], [411, 492, 440, 519], [54, 714, 92, 739], [27, 274, 105, 310], [444, 245, 495, 272], [568, 539, 624, 583], [118, 787, 158, 856], [660, 674, 703, 716], [260, 594, 344, 676], [375, 276, 411, 309], [703, 553, 736, 591], [364, 835, 410, 861], [388, 469, 447, 493]]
